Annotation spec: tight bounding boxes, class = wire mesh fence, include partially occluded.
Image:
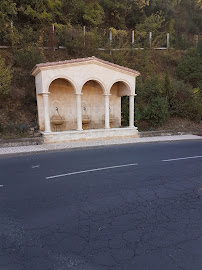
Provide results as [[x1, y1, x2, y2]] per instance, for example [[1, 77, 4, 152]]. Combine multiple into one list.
[[0, 23, 201, 51]]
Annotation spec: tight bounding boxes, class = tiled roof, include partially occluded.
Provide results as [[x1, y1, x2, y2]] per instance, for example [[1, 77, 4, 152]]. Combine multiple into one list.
[[31, 56, 140, 76]]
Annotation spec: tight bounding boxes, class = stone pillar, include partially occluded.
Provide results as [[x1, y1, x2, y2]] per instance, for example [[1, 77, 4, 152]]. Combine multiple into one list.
[[76, 93, 83, 131], [104, 94, 110, 129], [129, 95, 135, 128], [42, 93, 51, 132]]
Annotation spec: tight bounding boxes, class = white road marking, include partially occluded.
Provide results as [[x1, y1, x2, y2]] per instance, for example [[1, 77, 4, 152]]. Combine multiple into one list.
[[162, 156, 202, 162], [32, 165, 40, 168], [0, 185, 3, 187], [46, 163, 138, 180]]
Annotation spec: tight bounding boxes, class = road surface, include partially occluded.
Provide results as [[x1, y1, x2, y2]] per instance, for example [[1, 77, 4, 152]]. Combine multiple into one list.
[[0, 140, 202, 269]]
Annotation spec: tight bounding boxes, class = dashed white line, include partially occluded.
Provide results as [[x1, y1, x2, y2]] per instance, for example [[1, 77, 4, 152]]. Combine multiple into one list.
[[0, 185, 3, 187], [162, 155, 202, 162], [46, 163, 139, 180], [32, 165, 40, 169]]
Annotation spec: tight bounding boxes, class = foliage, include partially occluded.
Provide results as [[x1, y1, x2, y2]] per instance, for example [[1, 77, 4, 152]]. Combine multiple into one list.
[[176, 49, 202, 87], [136, 11, 165, 35], [17, 0, 63, 24], [0, 0, 202, 137], [0, 0, 17, 26], [137, 75, 164, 101], [142, 96, 169, 126], [136, 75, 169, 127], [13, 46, 45, 70], [0, 54, 12, 98], [169, 79, 202, 122], [165, 68, 172, 101], [83, 3, 104, 26], [109, 28, 128, 48], [121, 96, 129, 126]]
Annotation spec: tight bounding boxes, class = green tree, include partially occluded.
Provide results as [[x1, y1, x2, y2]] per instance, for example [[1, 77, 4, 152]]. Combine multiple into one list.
[[136, 11, 165, 34], [136, 75, 169, 127], [16, 0, 63, 24], [100, 0, 126, 28], [83, 2, 104, 26], [0, 0, 17, 25], [0, 0, 17, 44]]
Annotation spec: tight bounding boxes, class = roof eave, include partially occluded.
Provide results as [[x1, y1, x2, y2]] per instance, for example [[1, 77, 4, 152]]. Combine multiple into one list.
[[31, 57, 140, 77]]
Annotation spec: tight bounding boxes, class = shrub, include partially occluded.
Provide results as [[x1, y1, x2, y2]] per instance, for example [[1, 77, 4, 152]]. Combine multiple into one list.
[[169, 80, 192, 118], [0, 54, 12, 98], [13, 46, 45, 70], [136, 75, 170, 127], [169, 79, 202, 122], [176, 49, 202, 88], [188, 89, 202, 123], [142, 96, 169, 127]]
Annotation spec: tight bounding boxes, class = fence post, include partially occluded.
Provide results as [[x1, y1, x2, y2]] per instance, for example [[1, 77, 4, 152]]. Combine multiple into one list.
[[149, 32, 152, 48], [167, 33, 170, 49], [83, 26, 86, 47], [48, 24, 56, 58], [194, 34, 199, 48], [10, 21, 14, 46], [132, 30, 135, 46], [109, 29, 112, 55], [52, 24, 55, 50], [132, 30, 135, 45]]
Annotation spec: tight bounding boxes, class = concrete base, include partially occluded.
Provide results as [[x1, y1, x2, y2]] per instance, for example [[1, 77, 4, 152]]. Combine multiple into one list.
[[41, 127, 139, 144]]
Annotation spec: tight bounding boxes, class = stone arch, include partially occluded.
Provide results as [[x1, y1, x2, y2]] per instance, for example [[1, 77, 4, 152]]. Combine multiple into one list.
[[109, 80, 133, 128], [109, 80, 133, 96], [81, 79, 106, 130], [46, 75, 77, 94], [81, 78, 106, 94], [48, 78, 77, 131]]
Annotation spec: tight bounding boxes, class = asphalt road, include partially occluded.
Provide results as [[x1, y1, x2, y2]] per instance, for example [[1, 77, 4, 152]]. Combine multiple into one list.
[[0, 140, 202, 270]]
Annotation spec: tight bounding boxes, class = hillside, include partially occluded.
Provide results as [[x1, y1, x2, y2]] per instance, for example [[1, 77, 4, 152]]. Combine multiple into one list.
[[0, 0, 202, 138]]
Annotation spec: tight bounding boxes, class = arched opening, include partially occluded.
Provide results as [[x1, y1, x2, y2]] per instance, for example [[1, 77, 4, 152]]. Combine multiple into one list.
[[110, 81, 131, 128], [81, 80, 105, 130], [49, 78, 76, 131]]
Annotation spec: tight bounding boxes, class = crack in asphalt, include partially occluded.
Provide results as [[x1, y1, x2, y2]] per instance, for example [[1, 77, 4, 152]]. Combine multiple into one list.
[[1, 151, 202, 269]]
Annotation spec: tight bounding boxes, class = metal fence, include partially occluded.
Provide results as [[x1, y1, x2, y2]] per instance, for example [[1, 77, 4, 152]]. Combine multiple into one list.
[[0, 23, 200, 51]]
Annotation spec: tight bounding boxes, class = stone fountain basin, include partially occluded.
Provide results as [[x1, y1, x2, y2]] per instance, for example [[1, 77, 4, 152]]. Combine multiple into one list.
[[110, 116, 115, 123], [102, 115, 115, 123], [51, 116, 64, 125], [82, 118, 91, 124]]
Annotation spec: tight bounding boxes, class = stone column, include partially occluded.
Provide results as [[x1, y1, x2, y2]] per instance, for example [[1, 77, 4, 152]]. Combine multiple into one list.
[[42, 93, 51, 132], [76, 93, 83, 131], [129, 95, 135, 128], [104, 94, 110, 129]]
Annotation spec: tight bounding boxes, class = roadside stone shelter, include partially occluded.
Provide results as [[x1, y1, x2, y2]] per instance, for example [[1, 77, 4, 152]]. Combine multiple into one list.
[[31, 56, 140, 143]]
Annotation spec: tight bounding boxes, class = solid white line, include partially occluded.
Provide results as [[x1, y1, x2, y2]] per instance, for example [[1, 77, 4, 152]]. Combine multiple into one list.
[[46, 163, 138, 180], [162, 156, 202, 162]]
